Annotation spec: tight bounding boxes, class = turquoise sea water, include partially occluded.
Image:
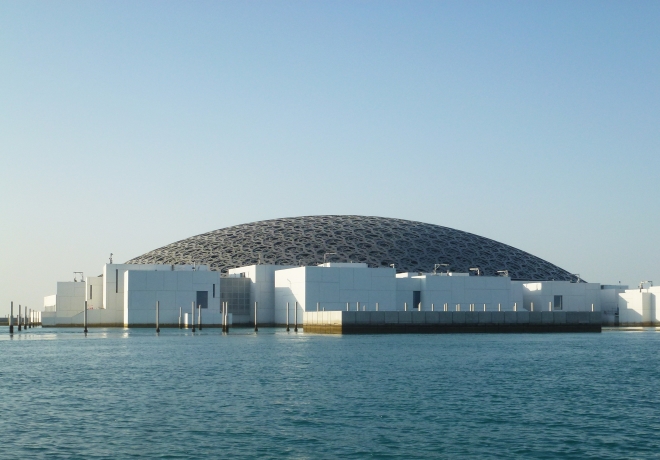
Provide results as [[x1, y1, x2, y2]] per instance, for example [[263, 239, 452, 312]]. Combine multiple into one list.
[[1, 328, 659, 459]]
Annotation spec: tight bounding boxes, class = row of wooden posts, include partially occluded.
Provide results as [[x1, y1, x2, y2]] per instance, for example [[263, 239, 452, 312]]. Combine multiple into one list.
[[334, 302, 517, 312], [7, 302, 40, 334], [150, 300, 232, 333], [154, 300, 302, 333], [77, 299, 301, 333], [306, 301, 514, 312], [338, 301, 594, 312]]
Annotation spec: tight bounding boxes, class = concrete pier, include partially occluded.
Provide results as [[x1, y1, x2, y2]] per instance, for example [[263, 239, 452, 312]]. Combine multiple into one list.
[[302, 311, 603, 334]]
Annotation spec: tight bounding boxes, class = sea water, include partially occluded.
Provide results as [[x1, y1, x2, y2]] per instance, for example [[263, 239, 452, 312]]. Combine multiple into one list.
[[1, 328, 659, 459]]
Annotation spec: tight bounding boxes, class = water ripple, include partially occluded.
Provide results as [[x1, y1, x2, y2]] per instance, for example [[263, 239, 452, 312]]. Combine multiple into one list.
[[0, 328, 659, 459]]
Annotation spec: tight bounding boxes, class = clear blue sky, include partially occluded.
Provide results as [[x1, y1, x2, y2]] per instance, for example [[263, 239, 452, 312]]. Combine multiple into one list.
[[1, 1, 659, 314]]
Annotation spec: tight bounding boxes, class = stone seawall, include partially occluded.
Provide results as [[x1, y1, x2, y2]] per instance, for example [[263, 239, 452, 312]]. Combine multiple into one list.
[[303, 311, 602, 334]]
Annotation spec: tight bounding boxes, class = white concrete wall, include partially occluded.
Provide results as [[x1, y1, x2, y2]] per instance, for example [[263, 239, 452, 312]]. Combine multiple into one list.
[[124, 269, 222, 326], [618, 288, 659, 324], [274, 265, 397, 325], [274, 267, 530, 323], [421, 275, 519, 311], [309, 265, 396, 312], [520, 281, 601, 312], [600, 285, 628, 312], [39, 281, 87, 325], [600, 285, 628, 324], [55, 281, 86, 316], [229, 264, 296, 324], [396, 276, 422, 310], [650, 287, 660, 322], [103, 263, 205, 319], [85, 276, 104, 310], [274, 267, 307, 325]]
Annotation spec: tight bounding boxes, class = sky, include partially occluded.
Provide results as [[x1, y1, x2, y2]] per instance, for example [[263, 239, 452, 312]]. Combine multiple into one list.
[[1, 1, 659, 315]]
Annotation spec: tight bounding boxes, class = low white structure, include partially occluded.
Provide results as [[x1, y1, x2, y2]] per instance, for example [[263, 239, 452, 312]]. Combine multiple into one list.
[[124, 268, 223, 326], [418, 272, 520, 312], [519, 281, 602, 312], [617, 285, 660, 325], [229, 264, 296, 325], [46, 282, 87, 323], [43, 264, 231, 327], [42, 260, 653, 327], [274, 263, 397, 324]]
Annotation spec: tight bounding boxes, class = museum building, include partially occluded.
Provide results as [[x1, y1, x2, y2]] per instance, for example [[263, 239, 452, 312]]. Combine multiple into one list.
[[41, 216, 657, 328]]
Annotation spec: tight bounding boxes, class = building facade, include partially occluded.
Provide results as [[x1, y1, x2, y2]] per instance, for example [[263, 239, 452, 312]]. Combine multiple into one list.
[[43, 261, 647, 327]]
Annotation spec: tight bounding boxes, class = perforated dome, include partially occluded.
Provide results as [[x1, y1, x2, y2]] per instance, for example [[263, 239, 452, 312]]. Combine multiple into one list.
[[126, 215, 576, 281]]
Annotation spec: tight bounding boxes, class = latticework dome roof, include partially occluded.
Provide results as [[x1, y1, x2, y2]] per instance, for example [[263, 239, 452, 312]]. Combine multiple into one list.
[[126, 215, 575, 281]]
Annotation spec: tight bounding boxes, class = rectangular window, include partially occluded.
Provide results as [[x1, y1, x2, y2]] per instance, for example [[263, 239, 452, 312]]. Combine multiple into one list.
[[90, 285, 93, 299], [554, 295, 563, 310], [413, 291, 421, 310], [213, 284, 216, 298], [115, 269, 118, 293], [196, 291, 209, 309]]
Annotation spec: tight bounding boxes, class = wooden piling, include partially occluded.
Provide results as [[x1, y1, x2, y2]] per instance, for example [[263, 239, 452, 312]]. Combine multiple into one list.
[[9, 302, 13, 334], [294, 301, 298, 332], [254, 302, 258, 332], [191, 302, 195, 332], [84, 301, 88, 333], [18, 305, 21, 331], [198, 304, 202, 331], [156, 301, 160, 333], [286, 302, 290, 331]]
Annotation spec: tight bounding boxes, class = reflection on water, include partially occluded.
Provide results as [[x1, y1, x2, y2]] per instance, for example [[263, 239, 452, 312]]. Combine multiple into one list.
[[1, 327, 660, 459], [603, 327, 660, 333]]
